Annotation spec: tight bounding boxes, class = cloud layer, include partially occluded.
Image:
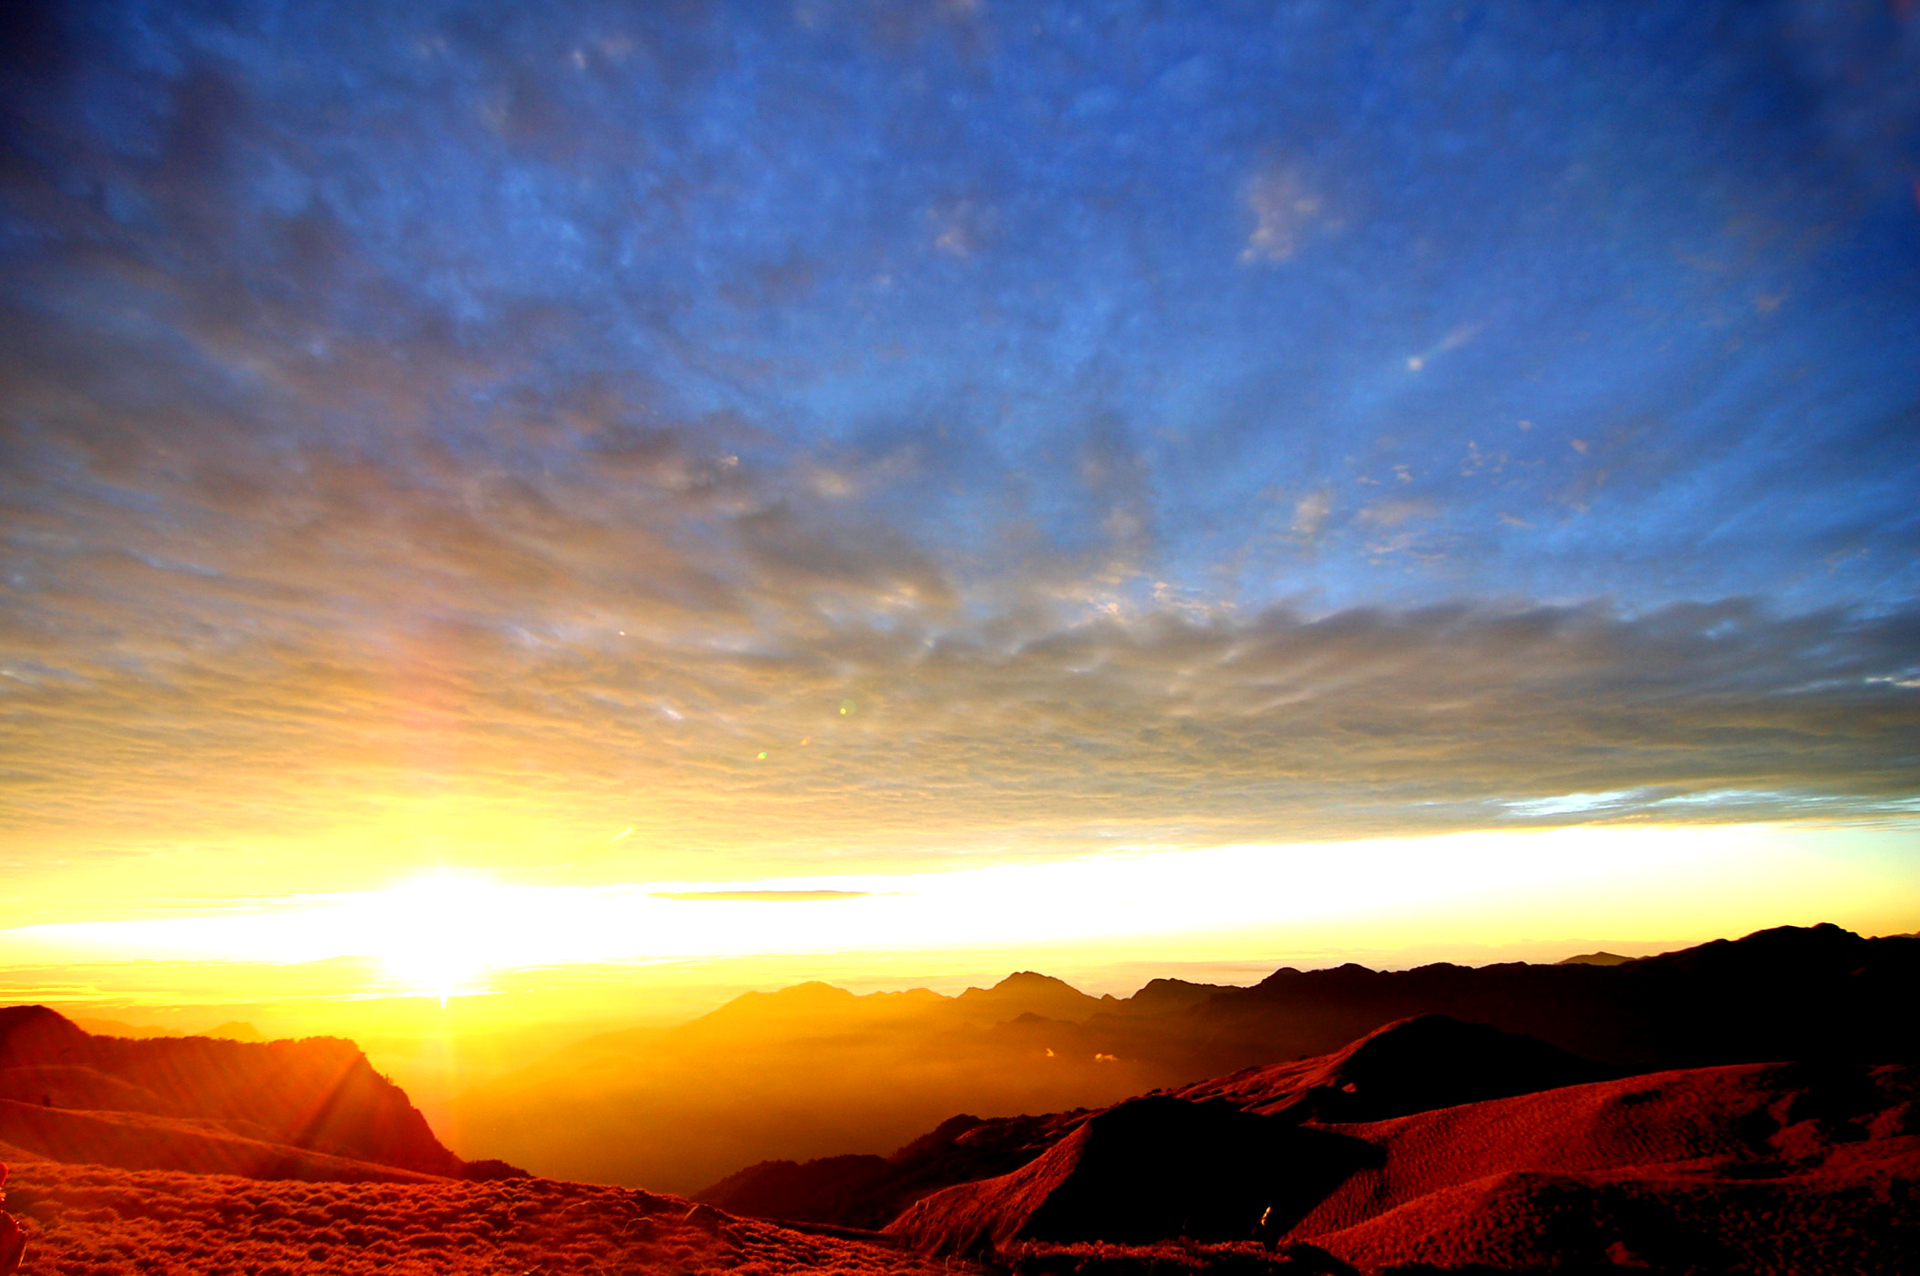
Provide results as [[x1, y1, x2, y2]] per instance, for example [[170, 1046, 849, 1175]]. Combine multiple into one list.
[[1, 0, 1917, 893]]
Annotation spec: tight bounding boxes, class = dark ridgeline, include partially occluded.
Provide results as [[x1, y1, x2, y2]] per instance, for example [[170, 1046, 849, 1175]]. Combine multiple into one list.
[[1186, 922, 1920, 1072]]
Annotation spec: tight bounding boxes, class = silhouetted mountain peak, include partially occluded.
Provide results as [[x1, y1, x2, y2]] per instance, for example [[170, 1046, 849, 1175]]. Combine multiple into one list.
[[776, 980, 859, 999], [950, 971, 1107, 1025], [1558, 951, 1633, 966], [1252, 961, 1377, 992], [990, 971, 1076, 993], [1121, 978, 1228, 1015], [1638, 922, 1871, 979], [708, 982, 860, 1021]]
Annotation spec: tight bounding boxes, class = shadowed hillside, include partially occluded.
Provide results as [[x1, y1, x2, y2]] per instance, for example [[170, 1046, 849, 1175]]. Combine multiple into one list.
[[1169, 1013, 1612, 1122], [0, 1008, 473, 1181]]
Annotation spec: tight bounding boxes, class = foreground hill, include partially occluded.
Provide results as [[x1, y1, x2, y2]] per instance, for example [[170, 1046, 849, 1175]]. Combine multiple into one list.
[[0, 1007, 486, 1182], [1288, 1060, 1920, 1269], [885, 1059, 1920, 1273]]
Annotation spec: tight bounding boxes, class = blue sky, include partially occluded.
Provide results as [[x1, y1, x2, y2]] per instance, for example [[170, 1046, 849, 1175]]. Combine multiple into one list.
[[1, 0, 1917, 908]]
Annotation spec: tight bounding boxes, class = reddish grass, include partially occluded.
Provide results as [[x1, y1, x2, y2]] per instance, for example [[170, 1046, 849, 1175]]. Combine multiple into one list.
[[0, 1157, 965, 1276]]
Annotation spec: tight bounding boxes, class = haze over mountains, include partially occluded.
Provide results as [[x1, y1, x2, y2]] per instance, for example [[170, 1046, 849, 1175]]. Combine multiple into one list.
[[458, 922, 1918, 1192]]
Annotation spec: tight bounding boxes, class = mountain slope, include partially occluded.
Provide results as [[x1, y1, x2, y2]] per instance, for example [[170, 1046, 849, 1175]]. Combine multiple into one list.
[[0, 1100, 440, 1183], [883, 1057, 1920, 1272], [1171, 1013, 1610, 1122], [885, 1095, 1376, 1254], [0, 1007, 467, 1180], [1285, 1060, 1920, 1240], [1292, 1060, 1920, 1273]]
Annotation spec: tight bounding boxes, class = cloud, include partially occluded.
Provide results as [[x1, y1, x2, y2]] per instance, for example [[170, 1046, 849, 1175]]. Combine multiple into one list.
[[1, 0, 1917, 904], [1239, 164, 1324, 264], [3, 501, 1916, 884], [1291, 490, 1333, 538], [1357, 498, 1434, 529]]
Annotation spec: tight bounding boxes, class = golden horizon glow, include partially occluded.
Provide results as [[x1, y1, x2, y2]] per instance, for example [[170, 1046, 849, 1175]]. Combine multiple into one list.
[[5, 821, 1915, 1003]]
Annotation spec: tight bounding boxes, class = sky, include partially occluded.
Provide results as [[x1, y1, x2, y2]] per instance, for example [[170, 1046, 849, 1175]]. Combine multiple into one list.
[[1, 0, 1918, 1013]]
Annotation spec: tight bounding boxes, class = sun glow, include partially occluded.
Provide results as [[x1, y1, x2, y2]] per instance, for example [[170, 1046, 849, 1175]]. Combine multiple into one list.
[[362, 871, 524, 1003], [3, 822, 1914, 996]]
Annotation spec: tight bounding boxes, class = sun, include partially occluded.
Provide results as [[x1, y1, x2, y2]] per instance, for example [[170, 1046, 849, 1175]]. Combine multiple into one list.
[[361, 870, 521, 1004]]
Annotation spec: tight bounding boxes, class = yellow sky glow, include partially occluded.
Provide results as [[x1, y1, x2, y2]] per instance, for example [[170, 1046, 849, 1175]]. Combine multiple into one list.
[[6, 821, 1914, 1004]]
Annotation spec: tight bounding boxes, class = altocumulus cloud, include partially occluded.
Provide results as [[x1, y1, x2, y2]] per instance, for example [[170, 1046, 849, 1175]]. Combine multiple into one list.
[[3, 507, 1916, 870], [1, 0, 1918, 886]]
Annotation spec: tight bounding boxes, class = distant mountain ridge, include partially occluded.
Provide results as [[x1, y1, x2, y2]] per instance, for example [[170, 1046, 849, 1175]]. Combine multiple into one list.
[[465, 922, 1918, 1192], [1555, 950, 1631, 966], [0, 1006, 502, 1182], [1189, 922, 1919, 1071], [459, 968, 1217, 1189]]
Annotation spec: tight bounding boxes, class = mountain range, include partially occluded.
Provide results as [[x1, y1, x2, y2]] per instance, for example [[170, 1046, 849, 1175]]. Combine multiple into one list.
[[2, 922, 1915, 1274], [676, 926, 1919, 1272], [460, 922, 1918, 1192]]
